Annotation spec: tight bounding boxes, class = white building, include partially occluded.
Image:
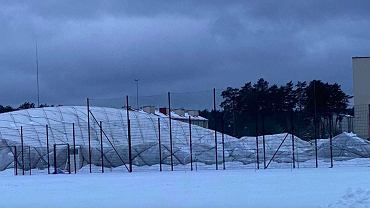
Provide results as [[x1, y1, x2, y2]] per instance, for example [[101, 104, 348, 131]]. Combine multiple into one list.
[[353, 57, 370, 139], [141, 106, 208, 128]]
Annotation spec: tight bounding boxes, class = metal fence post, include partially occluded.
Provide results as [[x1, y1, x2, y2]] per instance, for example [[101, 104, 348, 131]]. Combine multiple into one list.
[[368, 104, 370, 140], [213, 88, 218, 170], [255, 114, 260, 169], [46, 124, 50, 174], [189, 116, 193, 171], [28, 146, 31, 175], [158, 118, 162, 172], [168, 92, 174, 171], [73, 123, 77, 174], [126, 96, 133, 173], [21, 126, 25, 175], [313, 80, 318, 168], [222, 118, 226, 170], [53, 144, 57, 174], [14, 146, 18, 176], [67, 144, 71, 174], [314, 117, 318, 168], [262, 114, 266, 169], [329, 115, 333, 168], [291, 112, 296, 169], [87, 98, 92, 173], [100, 121, 104, 173]]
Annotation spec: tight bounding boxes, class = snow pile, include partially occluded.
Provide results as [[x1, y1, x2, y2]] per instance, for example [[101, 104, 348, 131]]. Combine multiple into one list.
[[326, 188, 370, 208]]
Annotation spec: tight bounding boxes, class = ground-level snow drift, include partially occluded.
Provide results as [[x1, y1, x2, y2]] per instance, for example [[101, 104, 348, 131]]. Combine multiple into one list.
[[1, 168, 370, 208]]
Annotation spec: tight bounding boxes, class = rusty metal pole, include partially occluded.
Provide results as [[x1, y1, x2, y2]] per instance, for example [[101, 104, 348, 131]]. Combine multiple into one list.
[[100, 121, 104, 173], [189, 116, 193, 171], [21, 126, 25, 175], [158, 118, 162, 172], [255, 114, 260, 169], [53, 144, 57, 174], [168, 92, 174, 171], [222, 118, 226, 170], [87, 98, 92, 173], [14, 146, 18, 176], [329, 116, 334, 168], [213, 88, 218, 170], [313, 80, 318, 168], [73, 123, 77, 174], [67, 144, 71, 174], [126, 96, 133, 173], [262, 114, 266, 169], [28, 146, 31, 175], [46, 124, 50, 174], [291, 112, 296, 169]]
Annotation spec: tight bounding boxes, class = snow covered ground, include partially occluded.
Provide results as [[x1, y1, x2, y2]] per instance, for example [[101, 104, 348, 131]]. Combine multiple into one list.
[[1, 167, 370, 208]]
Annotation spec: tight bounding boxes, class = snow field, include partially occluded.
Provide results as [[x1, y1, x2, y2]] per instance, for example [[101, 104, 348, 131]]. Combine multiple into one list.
[[1, 167, 370, 208]]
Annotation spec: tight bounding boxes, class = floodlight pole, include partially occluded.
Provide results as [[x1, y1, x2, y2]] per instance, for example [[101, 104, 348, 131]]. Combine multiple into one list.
[[35, 41, 40, 107]]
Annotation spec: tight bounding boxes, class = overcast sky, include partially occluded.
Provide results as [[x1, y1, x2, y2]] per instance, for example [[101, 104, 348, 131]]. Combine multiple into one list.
[[1, 1, 370, 106]]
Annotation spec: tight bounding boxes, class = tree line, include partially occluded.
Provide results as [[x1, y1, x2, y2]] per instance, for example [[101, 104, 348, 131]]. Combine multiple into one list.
[[201, 79, 352, 139], [0, 102, 53, 113]]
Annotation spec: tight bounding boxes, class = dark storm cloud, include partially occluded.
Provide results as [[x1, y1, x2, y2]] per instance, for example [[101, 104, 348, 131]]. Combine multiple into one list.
[[1, 1, 370, 106]]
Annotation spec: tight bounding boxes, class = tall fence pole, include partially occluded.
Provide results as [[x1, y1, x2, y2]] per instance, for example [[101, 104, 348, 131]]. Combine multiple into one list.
[[168, 92, 174, 171], [222, 118, 226, 170], [262, 114, 266, 169], [73, 123, 77, 174], [158, 118, 162, 172], [126, 96, 133, 173], [100, 121, 104, 173], [53, 144, 57, 174], [291, 112, 296, 169], [14, 146, 18, 176], [329, 115, 333, 168], [87, 98, 92, 173], [46, 124, 50, 174], [255, 114, 260, 169], [28, 146, 31, 175], [67, 144, 71, 174], [368, 104, 370, 140], [189, 116, 193, 171], [213, 88, 219, 170], [21, 126, 25, 175], [313, 80, 318, 168]]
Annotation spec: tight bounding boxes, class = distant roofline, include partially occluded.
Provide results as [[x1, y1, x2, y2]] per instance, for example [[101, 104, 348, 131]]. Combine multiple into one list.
[[352, 56, 370, 59]]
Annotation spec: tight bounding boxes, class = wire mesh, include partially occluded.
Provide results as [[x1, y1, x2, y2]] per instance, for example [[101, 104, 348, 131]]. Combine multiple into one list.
[[0, 89, 368, 175]]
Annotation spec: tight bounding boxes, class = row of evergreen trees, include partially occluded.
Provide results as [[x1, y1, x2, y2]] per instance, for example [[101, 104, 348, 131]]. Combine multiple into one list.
[[0, 102, 52, 114], [201, 79, 352, 139]]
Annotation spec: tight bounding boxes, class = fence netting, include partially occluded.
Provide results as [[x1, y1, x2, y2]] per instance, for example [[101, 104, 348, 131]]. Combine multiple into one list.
[[0, 89, 368, 176]]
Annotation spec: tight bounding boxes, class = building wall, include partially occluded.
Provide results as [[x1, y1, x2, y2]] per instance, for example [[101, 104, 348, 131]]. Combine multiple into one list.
[[353, 57, 370, 139]]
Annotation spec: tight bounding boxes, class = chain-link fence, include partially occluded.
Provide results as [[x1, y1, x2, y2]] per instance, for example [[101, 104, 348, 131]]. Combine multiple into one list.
[[0, 89, 368, 176]]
